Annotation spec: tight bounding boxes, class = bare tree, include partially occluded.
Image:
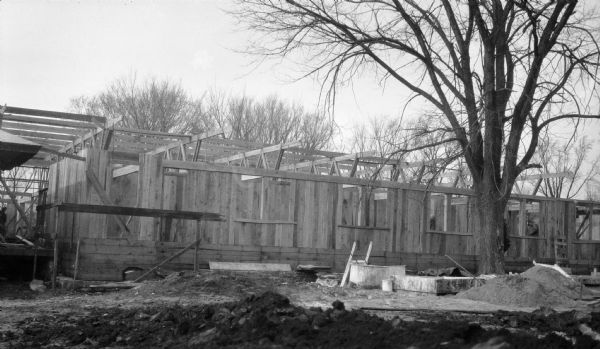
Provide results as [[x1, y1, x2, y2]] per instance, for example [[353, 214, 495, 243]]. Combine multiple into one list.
[[234, 0, 600, 273], [201, 90, 337, 150], [519, 132, 600, 199], [71, 75, 211, 133], [349, 115, 464, 183]]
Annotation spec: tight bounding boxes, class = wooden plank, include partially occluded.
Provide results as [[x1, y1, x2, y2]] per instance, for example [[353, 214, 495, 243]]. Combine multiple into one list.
[[49, 202, 224, 221], [112, 165, 139, 178], [163, 160, 476, 196], [1, 113, 99, 129], [340, 241, 357, 287], [279, 150, 377, 171], [4, 106, 106, 124], [214, 141, 301, 164], [114, 127, 190, 138], [39, 146, 86, 161], [0, 191, 34, 197], [208, 261, 292, 272], [7, 128, 78, 141], [133, 239, 201, 282], [2, 121, 88, 136], [517, 172, 575, 181], [234, 218, 296, 224], [146, 129, 223, 156]]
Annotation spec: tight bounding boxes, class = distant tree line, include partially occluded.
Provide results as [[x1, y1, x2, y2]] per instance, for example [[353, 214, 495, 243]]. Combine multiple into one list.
[[70, 76, 337, 151]]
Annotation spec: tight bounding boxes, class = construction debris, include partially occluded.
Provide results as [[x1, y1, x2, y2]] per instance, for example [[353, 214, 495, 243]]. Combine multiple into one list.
[[394, 275, 484, 295], [457, 265, 591, 308], [209, 261, 292, 272], [349, 263, 405, 288]]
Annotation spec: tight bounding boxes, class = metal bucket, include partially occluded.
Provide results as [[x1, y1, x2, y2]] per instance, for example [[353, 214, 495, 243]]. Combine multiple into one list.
[[382, 278, 393, 292]]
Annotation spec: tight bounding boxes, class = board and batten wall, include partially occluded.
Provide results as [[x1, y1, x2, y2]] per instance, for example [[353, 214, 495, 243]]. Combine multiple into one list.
[[45, 149, 600, 280]]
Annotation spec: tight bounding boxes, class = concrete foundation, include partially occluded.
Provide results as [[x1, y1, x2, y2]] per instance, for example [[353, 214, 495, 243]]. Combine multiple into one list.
[[393, 275, 484, 295], [349, 263, 406, 288]]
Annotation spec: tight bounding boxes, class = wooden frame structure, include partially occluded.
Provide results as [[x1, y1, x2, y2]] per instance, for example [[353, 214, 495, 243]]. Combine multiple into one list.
[[1, 106, 599, 280]]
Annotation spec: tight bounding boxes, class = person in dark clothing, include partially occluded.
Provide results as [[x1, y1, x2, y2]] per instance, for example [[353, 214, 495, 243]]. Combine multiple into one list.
[[0, 206, 7, 241]]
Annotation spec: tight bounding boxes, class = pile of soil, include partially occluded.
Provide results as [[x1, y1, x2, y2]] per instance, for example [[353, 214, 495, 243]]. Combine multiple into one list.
[[457, 265, 587, 308], [127, 270, 309, 299], [6, 291, 600, 348]]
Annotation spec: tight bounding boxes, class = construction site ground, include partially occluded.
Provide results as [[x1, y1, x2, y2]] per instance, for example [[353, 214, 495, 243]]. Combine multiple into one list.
[[1, 270, 600, 348]]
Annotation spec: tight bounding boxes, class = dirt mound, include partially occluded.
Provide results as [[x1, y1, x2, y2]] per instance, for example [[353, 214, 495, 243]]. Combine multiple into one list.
[[9, 291, 598, 348], [457, 265, 586, 308]]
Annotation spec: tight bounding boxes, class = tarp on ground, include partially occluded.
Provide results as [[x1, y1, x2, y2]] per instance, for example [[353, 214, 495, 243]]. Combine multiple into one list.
[[0, 129, 42, 170]]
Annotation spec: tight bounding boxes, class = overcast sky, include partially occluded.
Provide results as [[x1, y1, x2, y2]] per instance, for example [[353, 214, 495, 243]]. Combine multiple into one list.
[[1, 0, 598, 150], [0, 0, 411, 133]]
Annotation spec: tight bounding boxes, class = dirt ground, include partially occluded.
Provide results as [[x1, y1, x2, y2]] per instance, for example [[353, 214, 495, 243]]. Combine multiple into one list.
[[1, 270, 600, 348]]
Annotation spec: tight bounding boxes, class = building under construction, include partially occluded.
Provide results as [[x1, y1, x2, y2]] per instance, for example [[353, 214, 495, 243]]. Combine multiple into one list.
[[0, 106, 599, 281]]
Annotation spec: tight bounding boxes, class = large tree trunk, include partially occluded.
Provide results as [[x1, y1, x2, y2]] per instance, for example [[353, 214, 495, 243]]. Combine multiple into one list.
[[473, 184, 507, 274]]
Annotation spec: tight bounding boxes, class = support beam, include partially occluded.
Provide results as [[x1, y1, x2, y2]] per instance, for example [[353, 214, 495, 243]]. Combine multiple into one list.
[[85, 169, 131, 235], [213, 140, 301, 164], [349, 157, 360, 178], [274, 148, 286, 170], [279, 150, 377, 171], [4, 106, 106, 125], [112, 165, 140, 178], [113, 127, 190, 138], [146, 129, 223, 156], [44, 202, 224, 221], [2, 121, 89, 136], [102, 129, 114, 150], [0, 175, 32, 235], [517, 172, 575, 181], [39, 146, 86, 161], [44, 118, 119, 161], [133, 238, 201, 282], [0, 191, 34, 197], [192, 140, 202, 161], [0, 113, 99, 130], [532, 178, 543, 195], [4, 129, 78, 141]]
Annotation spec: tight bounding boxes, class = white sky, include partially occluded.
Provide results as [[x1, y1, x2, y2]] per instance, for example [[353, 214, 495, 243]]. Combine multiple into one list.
[[0, 0, 409, 135], [0, 0, 598, 154]]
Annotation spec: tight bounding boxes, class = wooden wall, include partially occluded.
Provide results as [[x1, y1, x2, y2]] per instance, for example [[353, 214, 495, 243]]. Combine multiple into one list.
[[46, 149, 600, 279]]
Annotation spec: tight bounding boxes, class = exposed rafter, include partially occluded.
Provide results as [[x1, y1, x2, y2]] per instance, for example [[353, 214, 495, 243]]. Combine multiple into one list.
[[213, 141, 301, 165], [278, 150, 377, 171], [146, 129, 224, 157]]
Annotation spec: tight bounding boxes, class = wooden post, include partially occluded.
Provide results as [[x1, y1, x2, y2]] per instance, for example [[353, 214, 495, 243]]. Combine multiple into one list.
[[52, 207, 59, 289], [52, 238, 58, 289], [364, 241, 373, 264], [194, 220, 200, 272], [32, 247, 38, 280], [73, 238, 81, 281], [340, 241, 357, 287]]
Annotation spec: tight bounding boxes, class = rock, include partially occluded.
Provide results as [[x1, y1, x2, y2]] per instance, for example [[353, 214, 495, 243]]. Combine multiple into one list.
[[188, 328, 218, 345], [332, 300, 345, 311], [296, 314, 309, 323], [29, 279, 46, 292], [135, 312, 150, 320], [312, 313, 329, 329], [212, 307, 233, 323]]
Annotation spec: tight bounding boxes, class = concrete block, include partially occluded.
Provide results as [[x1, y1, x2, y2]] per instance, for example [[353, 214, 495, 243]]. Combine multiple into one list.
[[349, 263, 405, 288], [209, 261, 292, 272], [575, 275, 600, 286], [56, 276, 86, 289], [393, 275, 483, 295]]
